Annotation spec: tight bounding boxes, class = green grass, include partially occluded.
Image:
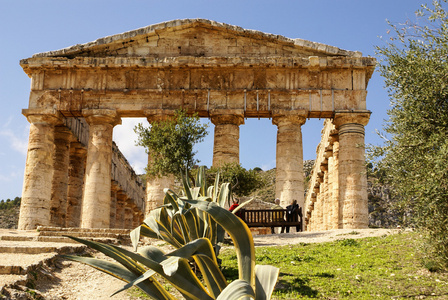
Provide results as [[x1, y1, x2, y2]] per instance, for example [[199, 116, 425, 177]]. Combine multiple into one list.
[[220, 232, 448, 299]]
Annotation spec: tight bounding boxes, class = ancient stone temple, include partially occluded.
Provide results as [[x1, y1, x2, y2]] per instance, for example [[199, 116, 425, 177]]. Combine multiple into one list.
[[18, 19, 375, 230]]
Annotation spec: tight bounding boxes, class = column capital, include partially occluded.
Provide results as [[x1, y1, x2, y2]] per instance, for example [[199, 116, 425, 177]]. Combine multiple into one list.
[[144, 109, 175, 123], [272, 110, 307, 127], [210, 109, 245, 126], [82, 109, 121, 126], [333, 111, 371, 127], [22, 108, 63, 125]]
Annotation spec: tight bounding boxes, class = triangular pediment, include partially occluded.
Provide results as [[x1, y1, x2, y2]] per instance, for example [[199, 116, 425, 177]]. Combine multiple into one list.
[[30, 19, 362, 60]]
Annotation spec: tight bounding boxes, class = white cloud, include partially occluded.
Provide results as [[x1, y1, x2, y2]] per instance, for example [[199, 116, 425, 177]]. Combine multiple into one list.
[[113, 118, 148, 174], [0, 126, 29, 156], [261, 160, 276, 171]]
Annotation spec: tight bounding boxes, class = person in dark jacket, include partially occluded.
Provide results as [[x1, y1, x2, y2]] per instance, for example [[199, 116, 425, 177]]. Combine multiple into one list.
[[285, 199, 299, 233]]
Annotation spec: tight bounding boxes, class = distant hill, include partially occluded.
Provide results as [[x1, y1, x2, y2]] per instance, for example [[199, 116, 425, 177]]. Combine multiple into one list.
[[0, 197, 20, 229]]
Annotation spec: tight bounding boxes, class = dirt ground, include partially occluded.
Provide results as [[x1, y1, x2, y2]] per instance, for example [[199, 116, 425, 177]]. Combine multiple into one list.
[[33, 228, 399, 299]]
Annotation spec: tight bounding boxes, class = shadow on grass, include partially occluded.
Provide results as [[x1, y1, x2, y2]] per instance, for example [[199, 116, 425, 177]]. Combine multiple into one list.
[[275, 272, 318, 298], [222, 268, 318, 297]]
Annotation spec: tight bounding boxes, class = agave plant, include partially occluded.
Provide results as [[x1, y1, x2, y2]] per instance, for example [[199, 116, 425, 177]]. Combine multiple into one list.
[[130, 166, 231, 256], [62, 167, 279, 299]]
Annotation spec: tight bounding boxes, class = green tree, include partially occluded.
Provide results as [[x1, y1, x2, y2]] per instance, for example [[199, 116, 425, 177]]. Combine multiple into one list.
[[206, 163, 264, 197], [372, 0, 448, 267], [134, 110, 208, 178]]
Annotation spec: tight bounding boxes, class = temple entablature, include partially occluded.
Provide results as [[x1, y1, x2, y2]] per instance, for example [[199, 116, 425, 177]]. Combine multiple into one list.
[[18, 19, 375, 231]]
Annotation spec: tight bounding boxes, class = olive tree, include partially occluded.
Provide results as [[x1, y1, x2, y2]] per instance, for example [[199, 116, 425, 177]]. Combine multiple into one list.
[[134, 110, 208, 178], [371, 0, 448, 267]]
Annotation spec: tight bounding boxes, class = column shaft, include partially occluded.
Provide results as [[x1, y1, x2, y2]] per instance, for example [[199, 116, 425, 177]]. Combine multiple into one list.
[[66, 142, 86, 228], [144, 113, 175, 216], [273, 112, 306, 209], [334, 113, 370, 229], [50, 126, 71, 227], [81, 109, 120, 228], [115, 192, 126, 229], [19, 111, 61, 230], [210, 110, 244, 167]]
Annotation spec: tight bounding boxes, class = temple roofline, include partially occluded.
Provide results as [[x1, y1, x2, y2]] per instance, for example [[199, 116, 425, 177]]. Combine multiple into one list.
[[28, 19, 363, 59]]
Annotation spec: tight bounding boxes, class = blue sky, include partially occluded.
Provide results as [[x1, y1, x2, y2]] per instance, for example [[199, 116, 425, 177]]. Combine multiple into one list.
[[0, 0, 427, 200]]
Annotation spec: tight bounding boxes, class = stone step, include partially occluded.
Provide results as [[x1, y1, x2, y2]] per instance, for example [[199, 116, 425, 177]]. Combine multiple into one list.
[[0, 235, 36, 242], [0, 253, 56, 275], [0, 274, 27, 292], [37, 226, 131, 235], [36, 235, 123, 245], [0, 240, 86, 254], [38, 230, 128, 239]]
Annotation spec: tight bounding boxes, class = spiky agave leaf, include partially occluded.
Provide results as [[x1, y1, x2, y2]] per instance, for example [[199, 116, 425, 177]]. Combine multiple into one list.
[[254, 265, 279, 300], [184, 200, 256, 288], [61, 254, 174, 299], [166, 238, 227, 297], [216, 280, 255, 300], [116, 245, 213, 300]]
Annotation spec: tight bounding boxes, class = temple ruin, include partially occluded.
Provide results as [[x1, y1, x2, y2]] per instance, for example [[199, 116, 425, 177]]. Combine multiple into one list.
[[18, 19, 375, 231]]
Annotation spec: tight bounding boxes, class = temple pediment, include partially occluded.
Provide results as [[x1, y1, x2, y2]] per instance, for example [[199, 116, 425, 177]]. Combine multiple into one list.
[[25, 19, 362, 61]]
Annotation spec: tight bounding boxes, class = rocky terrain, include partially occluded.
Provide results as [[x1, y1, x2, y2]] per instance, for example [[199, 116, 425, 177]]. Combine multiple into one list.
[[0, 206, 19, 229]]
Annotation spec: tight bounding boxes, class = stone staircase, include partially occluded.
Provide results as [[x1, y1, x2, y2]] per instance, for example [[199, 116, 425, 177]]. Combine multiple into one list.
[[0, 227, 133, 299]]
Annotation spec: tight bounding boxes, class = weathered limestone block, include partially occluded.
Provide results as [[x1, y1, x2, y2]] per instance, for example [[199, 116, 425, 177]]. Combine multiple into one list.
[[146, 174, 174, 214], [210, 109, 244, 166], [272, 111, 306, 211], [50, 126, 71, 227], [333, 112, 370, 229], [81, 109, 121, 228], [66, 142, 86, 228], [19, 109, 62, 230]]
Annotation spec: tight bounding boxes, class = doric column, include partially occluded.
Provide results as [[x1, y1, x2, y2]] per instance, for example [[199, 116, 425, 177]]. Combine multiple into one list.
[[110, 185, 118, 229], [144, 111, 175, 215], [81, 109, 121, 228], [145, 174, 174, 214], [50, 126, 72, 227], [210, 109, 244, 167], [124, 207, 133, 229], [333, 112, 370, 229], [19, 109, 62, 230], [272, 111, 307, 209], [328, 131, 341, 229], [132, 205, 142, 228], [115, 191, 126, 229], [66, 142, 86, 228], [320, 163, 330, 230]]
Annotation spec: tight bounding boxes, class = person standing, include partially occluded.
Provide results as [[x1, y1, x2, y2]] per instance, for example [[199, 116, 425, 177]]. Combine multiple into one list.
[[285, 200, 299, 233]]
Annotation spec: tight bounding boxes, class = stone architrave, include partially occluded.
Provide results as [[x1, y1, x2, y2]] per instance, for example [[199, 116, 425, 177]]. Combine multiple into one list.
[[50, 126, 72, 227], [210, 109, 244, 167], [80, 109, 121, 229], [65, 142, 86, 228], [272, 111, 307, 209], [333, 112, 370, 229], [18, 109, 62, 230]]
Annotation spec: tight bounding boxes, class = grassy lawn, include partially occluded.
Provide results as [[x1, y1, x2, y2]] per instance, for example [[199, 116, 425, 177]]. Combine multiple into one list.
[[220, 232, 448, 299]]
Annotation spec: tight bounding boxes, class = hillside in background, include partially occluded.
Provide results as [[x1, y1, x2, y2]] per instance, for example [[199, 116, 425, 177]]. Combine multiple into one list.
[[0, 197, 20, 229]]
